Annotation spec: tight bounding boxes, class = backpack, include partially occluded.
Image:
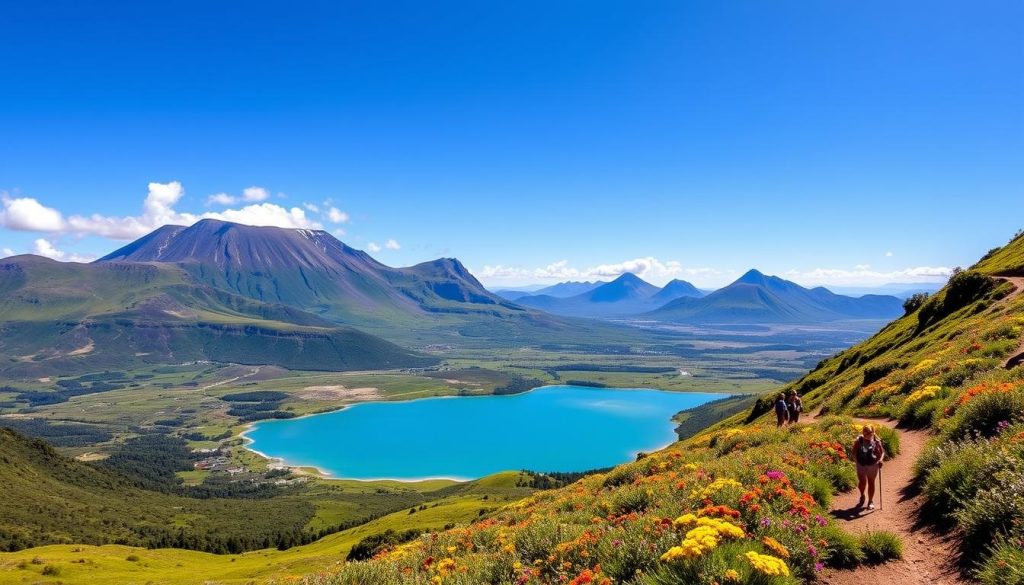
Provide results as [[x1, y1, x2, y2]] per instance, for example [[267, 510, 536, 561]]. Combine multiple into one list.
[[855, 437, 880, 465]]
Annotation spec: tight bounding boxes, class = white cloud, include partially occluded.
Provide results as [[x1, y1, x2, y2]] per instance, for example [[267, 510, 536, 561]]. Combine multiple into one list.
[[885, 251, 894, 257], [2, 247, 15, 257], [854, 264, 871, 270], [210, 203, 319, 230], [384, 238, 401, 250], [788, 266, 953, 286], [332, 228, 346, 237], [327, 207, 349, 223], [366, 242, 382, 253], [304, 203, 320, 213], [0, 195, 66, 232], [28, 238, 96, 262], [206, 193, 237, 206], [62, 182, 321, 240], [206, 186, 271, 206], [241, 186, 269, 202], [480, 256, 693, 285], [32, 238, 65, 260]]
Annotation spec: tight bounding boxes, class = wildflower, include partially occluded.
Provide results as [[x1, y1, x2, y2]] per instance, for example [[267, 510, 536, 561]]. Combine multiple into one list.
[[723, 568, 740, 582], [745, 551, 790, 576], [906, 385, 941, 404], [910, 359, 937, 373], [762, 536, 790, 558]]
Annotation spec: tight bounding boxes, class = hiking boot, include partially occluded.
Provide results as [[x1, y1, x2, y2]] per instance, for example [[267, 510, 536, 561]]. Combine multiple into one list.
[[867, 501, 875, 510], [856, 495, 865, 508]]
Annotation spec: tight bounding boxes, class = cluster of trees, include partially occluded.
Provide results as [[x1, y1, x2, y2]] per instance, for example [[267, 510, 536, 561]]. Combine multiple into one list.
[[493, 375, 545, 395], [518, 468, 612, 490], [219, 390, 296, 421], [347, 529, 424, 561], [0, 418, 112, 447]]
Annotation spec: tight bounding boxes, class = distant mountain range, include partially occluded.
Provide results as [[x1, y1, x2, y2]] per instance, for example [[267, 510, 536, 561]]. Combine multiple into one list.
[[647, 269, 904, 323], [495, 281, 605, 301], [500, 270, 903, 323], [514, 274, 705, 317]]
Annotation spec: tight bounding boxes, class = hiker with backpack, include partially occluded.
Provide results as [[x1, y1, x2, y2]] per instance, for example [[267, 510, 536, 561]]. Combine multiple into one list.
[[786, 391, 802, 424], [853, 424, 885, 510], [774, 393, 789, 427]]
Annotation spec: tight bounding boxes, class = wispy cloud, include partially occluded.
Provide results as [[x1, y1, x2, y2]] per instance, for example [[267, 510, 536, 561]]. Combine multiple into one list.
[[366, 242, 382, 252], [30, 238, 95, 262], [384, 238, 400, 250], [785, 265, 952, 286], [327, 207, 349, 223], [205, 186, 270, 206], [479, 257, 717, 285]]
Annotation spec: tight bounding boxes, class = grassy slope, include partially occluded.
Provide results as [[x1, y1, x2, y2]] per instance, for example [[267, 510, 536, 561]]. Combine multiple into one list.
[[0, 472, 532, 585]]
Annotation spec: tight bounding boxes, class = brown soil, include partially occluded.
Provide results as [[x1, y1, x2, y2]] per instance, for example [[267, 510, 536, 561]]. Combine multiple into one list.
[[809, 414, 966, 585], [296, 385, 381, 401]]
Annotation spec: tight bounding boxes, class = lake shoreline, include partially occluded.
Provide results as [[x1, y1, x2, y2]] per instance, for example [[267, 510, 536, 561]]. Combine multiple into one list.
[[241, 385, 731, 483]]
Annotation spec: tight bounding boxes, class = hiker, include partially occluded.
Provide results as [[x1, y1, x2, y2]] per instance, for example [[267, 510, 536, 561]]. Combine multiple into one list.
[[787, 391, 802, 424], [774, 393, 789, 427], [853, 424, 885, 510]]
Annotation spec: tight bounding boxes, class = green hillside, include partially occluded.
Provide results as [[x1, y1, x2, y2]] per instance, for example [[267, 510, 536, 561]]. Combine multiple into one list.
[[0, 256, 436, 376]]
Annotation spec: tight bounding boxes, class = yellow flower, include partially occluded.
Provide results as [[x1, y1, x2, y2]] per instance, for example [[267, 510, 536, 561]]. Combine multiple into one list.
[[660, 545, 686, 562], [906, 385, 941, 404], [673, 513, 699, 528], [761, 536, 790, 558], [910, 359, 937, 373], [695, 477, 743, 499], [745, 551, 790, 576], [724, 569, 740, 582]]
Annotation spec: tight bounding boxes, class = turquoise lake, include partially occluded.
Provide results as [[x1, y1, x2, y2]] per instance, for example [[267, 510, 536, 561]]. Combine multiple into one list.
[[245, 385, 725, 480]]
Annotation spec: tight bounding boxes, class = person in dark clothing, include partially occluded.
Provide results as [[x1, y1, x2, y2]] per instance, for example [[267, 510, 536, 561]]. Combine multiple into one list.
[[774, 393, 789, 427], [853, 424, 885, 509], [787, 391, 802, 424]]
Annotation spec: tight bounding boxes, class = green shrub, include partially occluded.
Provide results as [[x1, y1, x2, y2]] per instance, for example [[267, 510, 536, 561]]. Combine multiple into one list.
[[793, 474, 834, 509], [944, 387, 1024, 439], [809, 462, 856, 493], [819, 525, 864, 568], [41, 564, 61, 576], [876, 426, 900, 457], [858, 531, 903, 564], [976, 540, 1024, 585], [126, 554, 140, 562], [610, 484, 654, 515], [920, 440, 988, 521], [956, 464, 1024, 551]]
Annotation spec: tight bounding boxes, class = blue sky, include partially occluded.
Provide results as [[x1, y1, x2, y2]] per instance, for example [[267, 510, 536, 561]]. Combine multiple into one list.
[[1, 1, 1021, 288]]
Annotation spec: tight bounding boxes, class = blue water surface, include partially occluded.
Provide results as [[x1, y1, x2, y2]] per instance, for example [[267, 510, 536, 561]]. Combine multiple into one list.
[[245, 385, 725, 480]]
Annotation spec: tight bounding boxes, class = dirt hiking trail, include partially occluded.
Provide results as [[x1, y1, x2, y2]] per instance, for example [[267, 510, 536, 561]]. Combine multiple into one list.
[[807, 414, 966, 585]]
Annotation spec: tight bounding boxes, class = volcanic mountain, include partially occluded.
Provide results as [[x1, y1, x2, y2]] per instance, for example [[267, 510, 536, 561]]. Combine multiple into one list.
[[647, 269, 903, 323]]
